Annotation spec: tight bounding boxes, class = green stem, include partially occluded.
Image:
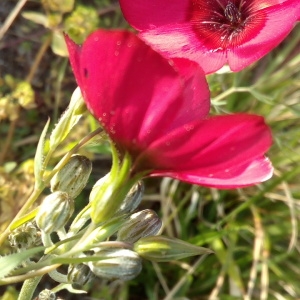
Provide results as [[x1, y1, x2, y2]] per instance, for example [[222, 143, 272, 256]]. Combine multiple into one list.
[[0, 116, 18, 165], [211, 87, 250, 103], [45, 127, 103, 184], [64, 221, 98, 256], [0, 187, 43, 245], [18, 276, 42, 300], [0, 264, 61, 286], [0, 0, 28, 40]]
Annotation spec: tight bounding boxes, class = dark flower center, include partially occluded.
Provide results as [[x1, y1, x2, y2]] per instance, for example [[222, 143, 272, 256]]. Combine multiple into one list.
[[224, 2, 242, 24], [190, 0, 267, 50]]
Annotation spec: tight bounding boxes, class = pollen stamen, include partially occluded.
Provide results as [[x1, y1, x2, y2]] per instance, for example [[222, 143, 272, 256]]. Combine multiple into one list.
[[224, 2, 242, 24]]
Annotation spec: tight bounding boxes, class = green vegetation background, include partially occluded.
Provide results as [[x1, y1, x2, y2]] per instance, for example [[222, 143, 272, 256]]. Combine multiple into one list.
[[1, 0, 300, 299]]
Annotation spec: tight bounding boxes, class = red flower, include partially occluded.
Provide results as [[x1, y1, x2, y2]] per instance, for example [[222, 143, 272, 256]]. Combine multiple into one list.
[[119, 0, 300, 74], [65, 29, 273, 188]]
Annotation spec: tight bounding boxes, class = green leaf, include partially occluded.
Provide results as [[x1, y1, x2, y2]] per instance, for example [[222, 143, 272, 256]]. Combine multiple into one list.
[[34, 119, 50, 189], [52, 255, 100, 264], [10, 208, 39, 231], [49, 87, 85, 151], [0, 247, 44, 279], [51, 31, 69, 57], [22, 11, 48, 27], [249, 89, 274, 104]]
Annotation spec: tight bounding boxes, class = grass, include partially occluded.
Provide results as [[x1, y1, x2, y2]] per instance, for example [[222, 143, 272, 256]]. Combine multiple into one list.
[[1, 1, 300, 299]]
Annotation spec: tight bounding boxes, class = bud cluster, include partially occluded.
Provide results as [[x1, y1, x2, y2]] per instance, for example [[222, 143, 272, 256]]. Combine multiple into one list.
[[60, 179, 164, 283], [35, 155, 92, 234], [30, 157, 212, 291]]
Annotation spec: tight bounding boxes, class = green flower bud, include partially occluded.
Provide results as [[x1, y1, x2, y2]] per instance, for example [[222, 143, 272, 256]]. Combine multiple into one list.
[[88, 248, 142, 281], [134, 236, 213, 262], [90, 176, 143, 214], [50, 155, 92, 198], [117, 209, 162, 244], [118, 181, 144, 214], [9, 222, 40, 249], [36, 191, 74, 233], [38, 289, 56, 300], [89, 152, 133, 224], [89, 173, 109, 203], [67, 264, 92, 287]]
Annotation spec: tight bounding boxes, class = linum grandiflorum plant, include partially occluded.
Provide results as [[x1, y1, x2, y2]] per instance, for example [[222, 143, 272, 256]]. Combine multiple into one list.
[[0, 86, 213, 299], [0, 28, 274, 298]]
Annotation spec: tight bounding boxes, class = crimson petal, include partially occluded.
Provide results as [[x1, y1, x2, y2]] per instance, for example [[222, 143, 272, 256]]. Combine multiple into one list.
[[65, 30, 210, 153], [152, 157, 273, 188], [120, 0, 300, 73]]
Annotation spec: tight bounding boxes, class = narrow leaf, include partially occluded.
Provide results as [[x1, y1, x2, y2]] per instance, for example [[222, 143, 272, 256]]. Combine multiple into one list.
[[22, 12, 48, 27], [34, 118, 50, 189], [10, 208, 39, 231], [49, 87, 85, 150], [249, 89, 273, 104], [0, 247, 44, 279]]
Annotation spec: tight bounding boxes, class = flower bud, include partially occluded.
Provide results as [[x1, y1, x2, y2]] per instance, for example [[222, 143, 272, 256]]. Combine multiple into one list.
[[88, 248, 142, 281], [9, 222, 40, 249], [118, 181, 144, 214], [50, 155, 92, 198], [90, 173, 145, 214], [89, 154, 132, 224], [67, 264, 92, 287], [37, 289, 56, 300], [89, 173, 109, 203], [134, 236, 213, 262], [36, 191, 74, 233], [117, 209, 162, 244]]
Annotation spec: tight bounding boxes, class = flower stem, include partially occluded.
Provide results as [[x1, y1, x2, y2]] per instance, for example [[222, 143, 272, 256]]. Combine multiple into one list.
[[0, 264, 61, 285], [25, 35, 52, 84], [0, 115, 18, 165], [0, 0, 28, 40], [0, 187, 43, 246], [45, 127, 103, 183], [211, 87, 250, 103]]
